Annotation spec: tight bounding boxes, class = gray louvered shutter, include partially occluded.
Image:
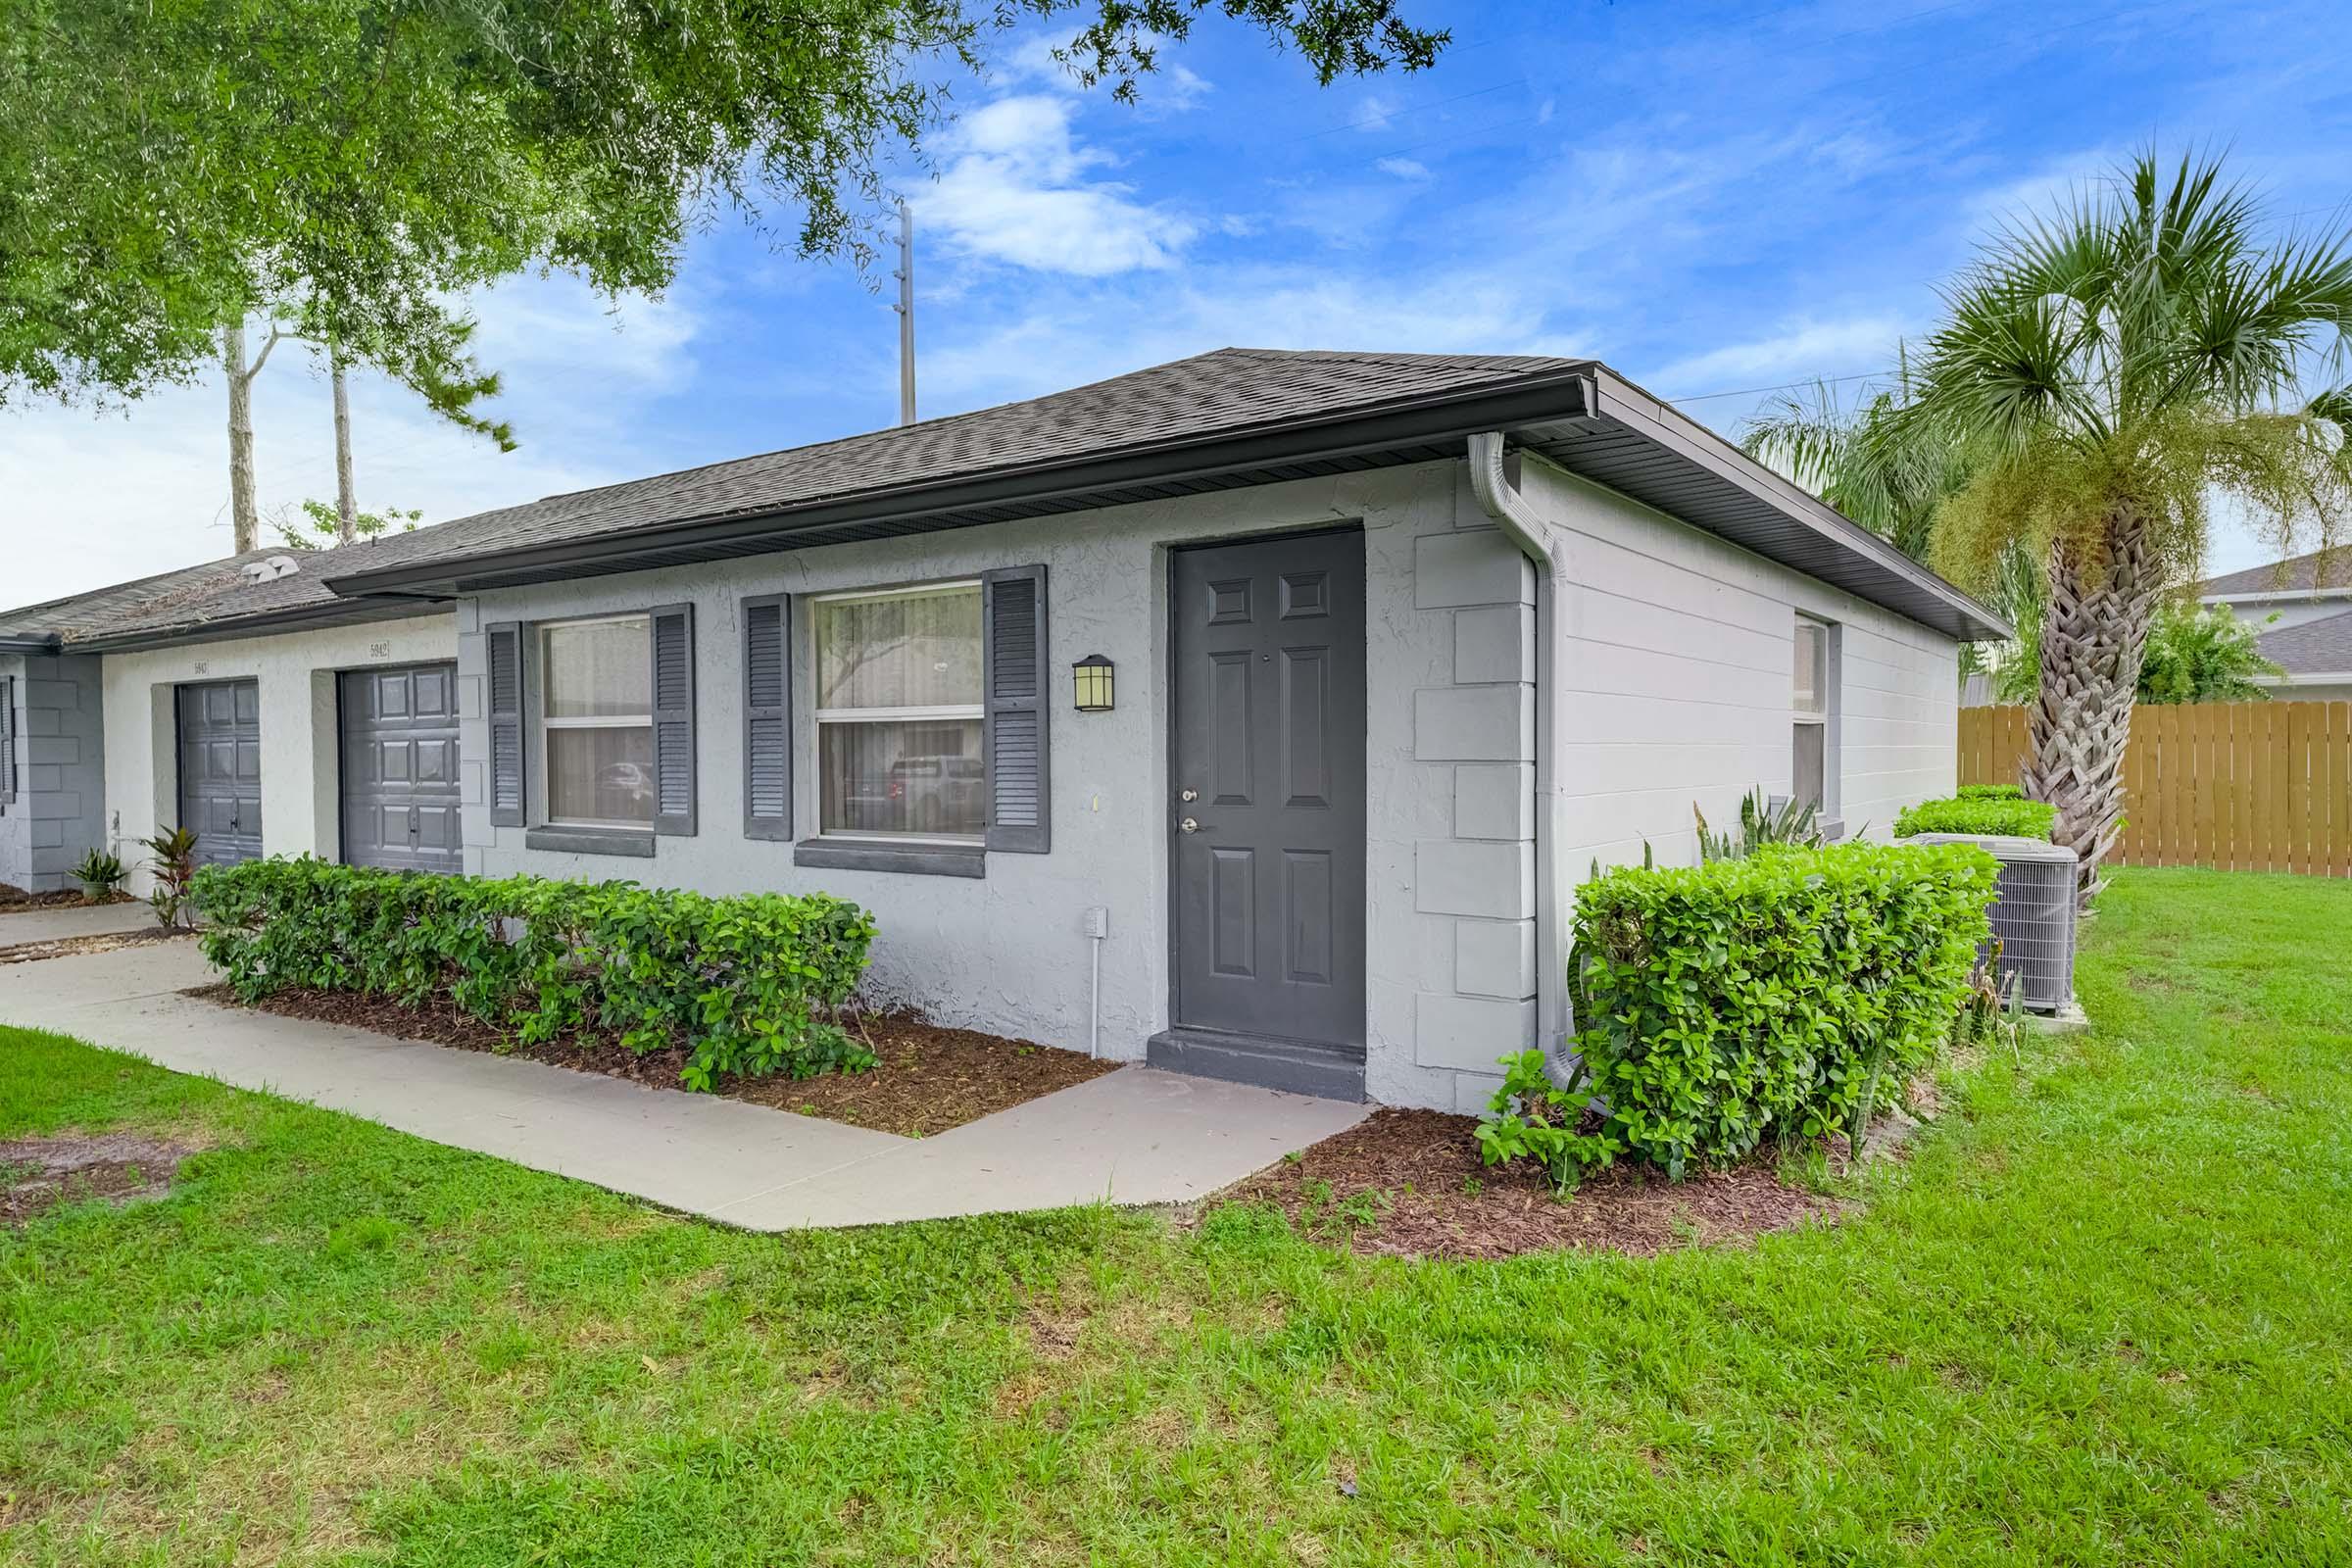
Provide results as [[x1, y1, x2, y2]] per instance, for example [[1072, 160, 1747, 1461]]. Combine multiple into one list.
[[649, 603, 697, 835], [741, 595, 791, 840], [982, 564, 1050, 854], [0, 676, 16, 809], [485, 624, 524, 827]]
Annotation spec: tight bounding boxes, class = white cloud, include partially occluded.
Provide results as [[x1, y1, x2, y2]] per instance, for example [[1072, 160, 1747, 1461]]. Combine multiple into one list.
[[915, 95, 1197, 276], [1353, 93, 1398, 131], [1374, 157, 1431, 181], [1642, 315, 1911, 399]]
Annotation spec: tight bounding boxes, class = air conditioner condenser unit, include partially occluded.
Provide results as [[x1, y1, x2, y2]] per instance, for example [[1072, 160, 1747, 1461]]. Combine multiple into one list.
[[1907, 832, 2078, 1013]]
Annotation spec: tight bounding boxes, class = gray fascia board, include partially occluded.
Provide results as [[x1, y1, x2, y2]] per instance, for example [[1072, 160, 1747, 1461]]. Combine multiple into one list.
[[1577, 368, 2012, 642], [316, 369, 1608, 598], [59, 595, 450, 655], [0, 633, 62, 655]]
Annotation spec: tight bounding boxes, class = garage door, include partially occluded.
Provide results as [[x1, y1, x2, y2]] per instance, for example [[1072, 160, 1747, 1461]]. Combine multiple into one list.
[[340, 662, 462, 874], [176, 679, 263, 868]]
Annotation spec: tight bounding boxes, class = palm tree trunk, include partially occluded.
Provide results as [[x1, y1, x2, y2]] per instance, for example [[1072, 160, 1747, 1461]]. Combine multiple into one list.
[[2021, 510, 2160, 911]]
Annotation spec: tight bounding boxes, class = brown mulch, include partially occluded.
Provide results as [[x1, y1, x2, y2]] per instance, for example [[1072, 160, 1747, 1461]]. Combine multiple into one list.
[[182, 984, 1121, 1139], [0, 885, 131, 915], [0, 1132, 193, 1225], [1221, 1108, 1849, 1261], [0, 927, 190, 965]]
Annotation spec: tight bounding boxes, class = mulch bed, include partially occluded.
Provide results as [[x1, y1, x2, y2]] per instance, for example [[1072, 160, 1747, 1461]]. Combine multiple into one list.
[[0, 1132, 193, 1225], [1221, 1108, 1849, 1261], [0, 927, 191, 965], [0, 885, 131, 915], [182, 984, 1121, 1139]]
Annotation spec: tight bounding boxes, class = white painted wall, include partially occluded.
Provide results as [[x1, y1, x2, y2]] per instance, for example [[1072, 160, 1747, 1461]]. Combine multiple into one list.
[[1521, 457, 1961, 873], [2211, 596, 2352, 632], [101, 613, 456, 888]]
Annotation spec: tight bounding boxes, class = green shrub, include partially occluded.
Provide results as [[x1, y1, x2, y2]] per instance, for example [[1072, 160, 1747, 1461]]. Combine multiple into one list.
[[1560, 841, 1997, 1178], [1476, 1050, 1616, 1194], [1893, 796, 2057, 840], [1957, 783, 2024, 801], [191, 858, 877, 1089]]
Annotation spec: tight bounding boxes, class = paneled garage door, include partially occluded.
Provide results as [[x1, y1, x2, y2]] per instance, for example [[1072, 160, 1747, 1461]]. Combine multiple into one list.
[[339, 662, 463, 874], [176, 679, 263, 868]]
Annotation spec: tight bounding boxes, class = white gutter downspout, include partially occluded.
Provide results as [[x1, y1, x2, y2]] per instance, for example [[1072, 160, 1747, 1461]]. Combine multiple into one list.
[[1467, 431, 1569, 1062]]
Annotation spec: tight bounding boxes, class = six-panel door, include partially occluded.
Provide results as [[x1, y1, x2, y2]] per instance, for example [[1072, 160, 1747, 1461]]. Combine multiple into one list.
[[1170, 529, 1367, 1049]]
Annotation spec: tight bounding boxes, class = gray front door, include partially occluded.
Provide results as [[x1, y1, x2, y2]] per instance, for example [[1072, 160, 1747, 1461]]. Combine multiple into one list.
[[175, 679, 262, 868], [1171, 529, 1367, 1050], [340, 662, 462, 874]]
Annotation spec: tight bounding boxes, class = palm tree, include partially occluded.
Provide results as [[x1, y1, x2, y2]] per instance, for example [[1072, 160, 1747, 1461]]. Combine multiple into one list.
[[1743, 367, 1971, 561], [1901, 152, 2352, 908]]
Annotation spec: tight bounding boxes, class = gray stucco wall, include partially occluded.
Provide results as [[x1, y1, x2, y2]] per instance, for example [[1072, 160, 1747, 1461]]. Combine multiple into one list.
[[0, 653, 109, 893], [454, 462, 1541, 1112]]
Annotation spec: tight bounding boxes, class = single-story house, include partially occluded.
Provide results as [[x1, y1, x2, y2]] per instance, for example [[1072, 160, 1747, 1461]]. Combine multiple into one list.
[[2198, 547, 2352, 705], [1, 349, 2003, 1107]]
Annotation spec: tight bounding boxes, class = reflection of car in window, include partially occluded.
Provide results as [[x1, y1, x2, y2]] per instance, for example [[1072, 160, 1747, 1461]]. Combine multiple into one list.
[[845, 754, 983, 834], [596, 761, 656, 811]]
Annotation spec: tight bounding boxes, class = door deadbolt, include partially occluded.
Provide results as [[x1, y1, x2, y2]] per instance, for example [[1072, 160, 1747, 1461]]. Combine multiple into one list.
[[1179, 788, 1199, 802]]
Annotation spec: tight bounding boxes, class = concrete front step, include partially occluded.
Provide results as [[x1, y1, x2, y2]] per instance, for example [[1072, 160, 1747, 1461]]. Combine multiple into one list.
[[1145, 1027, 1366, 1102]]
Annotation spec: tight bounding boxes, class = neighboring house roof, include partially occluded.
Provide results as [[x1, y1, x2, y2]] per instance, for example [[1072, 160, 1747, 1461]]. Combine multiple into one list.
[[7, 348, 2010, 648], [2257, 608, 2352, 679], [2198, 545, 2352, 600]]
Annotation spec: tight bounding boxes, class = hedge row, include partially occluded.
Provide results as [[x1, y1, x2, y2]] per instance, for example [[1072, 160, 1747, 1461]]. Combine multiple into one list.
[[1560, 841, 1997, 1176], [1957, 783, 2024, 801], [1894, 794, 2057, 840], [191, 858, 877, 1089]]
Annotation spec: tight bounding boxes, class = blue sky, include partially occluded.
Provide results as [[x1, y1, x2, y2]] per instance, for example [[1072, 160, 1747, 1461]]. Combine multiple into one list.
[[7, 0, 2350, 606]]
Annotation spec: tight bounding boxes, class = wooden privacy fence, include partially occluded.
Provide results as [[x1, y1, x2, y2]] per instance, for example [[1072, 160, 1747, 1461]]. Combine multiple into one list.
[[1958, 702, 2352, 875]]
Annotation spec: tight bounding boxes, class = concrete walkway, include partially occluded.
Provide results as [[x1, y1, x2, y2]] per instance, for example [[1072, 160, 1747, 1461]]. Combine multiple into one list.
[[0, 941, 1365, 1230], [0, 899, 158, 946]]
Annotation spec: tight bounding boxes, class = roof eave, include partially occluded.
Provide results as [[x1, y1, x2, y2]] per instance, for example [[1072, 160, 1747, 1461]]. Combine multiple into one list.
[[1558, 369, 2011, 643], [59, 595, 449, 655], [0, 632, 64, 655]]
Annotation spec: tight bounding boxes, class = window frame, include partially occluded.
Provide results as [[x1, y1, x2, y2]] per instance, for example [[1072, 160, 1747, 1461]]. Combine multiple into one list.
[[1790, 613, 1840, 827], [808, 577, 987, 848], [537, 612, 657, 833]]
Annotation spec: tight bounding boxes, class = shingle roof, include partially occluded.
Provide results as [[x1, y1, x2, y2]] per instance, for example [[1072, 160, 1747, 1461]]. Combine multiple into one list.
[[0, 536, 422, 647], [7, 346, 2008, 646], [2198, 546, 2352, 598], [2258, 608, 2352, 676], [323, 347, 1592, 585]]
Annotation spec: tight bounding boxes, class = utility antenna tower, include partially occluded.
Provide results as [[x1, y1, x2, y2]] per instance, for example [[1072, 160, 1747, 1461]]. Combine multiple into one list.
[[893, 199, 916, 425]]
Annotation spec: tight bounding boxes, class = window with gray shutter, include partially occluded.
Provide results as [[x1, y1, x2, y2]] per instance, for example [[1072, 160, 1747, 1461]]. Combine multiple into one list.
[[649, 603, 696, 835], [742, 595, 791, 840], [0, 675, 16, 810], [485, 623, 524, 827], [981, 564, 1049, 854]]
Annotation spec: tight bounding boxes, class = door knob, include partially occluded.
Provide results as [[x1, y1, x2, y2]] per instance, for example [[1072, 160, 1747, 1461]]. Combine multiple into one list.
[[1178, 817, 1200, 834]]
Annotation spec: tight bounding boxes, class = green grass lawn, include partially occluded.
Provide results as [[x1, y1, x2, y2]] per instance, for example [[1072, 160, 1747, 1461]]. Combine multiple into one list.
[[4, 866, 2350, 1565]]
